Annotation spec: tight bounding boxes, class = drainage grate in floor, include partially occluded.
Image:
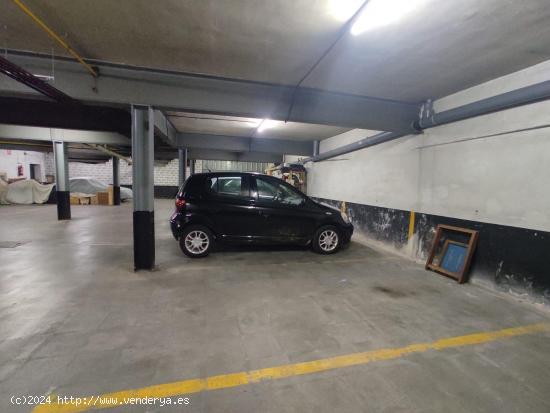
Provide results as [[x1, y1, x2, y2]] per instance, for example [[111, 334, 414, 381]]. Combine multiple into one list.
[[0, 241, 29, 248]]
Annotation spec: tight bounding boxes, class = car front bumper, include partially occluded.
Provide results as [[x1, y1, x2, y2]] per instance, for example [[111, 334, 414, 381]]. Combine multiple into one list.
[[340, 223, 354, 244]]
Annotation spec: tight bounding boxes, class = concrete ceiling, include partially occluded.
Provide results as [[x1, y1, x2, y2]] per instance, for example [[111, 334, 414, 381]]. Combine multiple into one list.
[[166, 112, 351, 141], [2, 0, 550, 103], [303, 0, 550, 101]]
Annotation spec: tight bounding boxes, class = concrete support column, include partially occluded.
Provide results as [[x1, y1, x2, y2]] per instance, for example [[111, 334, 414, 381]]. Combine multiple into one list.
[[131, 105, 155, 271], [112, 157, 121, 205], [190, 159, 196, 175], [178, 148, 187, 187], [53, 140, 70, 220], [313, 140, 320, 156]]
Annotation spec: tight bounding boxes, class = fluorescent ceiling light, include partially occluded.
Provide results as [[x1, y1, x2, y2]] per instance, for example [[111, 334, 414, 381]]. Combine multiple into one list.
[[351, 0, 427, 35], [257, 119, 278, 133], [329, 0, 364, 21]]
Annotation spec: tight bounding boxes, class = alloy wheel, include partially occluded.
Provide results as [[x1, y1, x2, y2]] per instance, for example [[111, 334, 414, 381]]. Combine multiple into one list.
[[184, 230, 210, 254], [318, 230, 339, 252]]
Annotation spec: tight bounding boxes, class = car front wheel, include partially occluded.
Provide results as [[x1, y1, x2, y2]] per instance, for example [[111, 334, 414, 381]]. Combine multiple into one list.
[[179, 225, 213, 258], [312, 225, 341, 254]]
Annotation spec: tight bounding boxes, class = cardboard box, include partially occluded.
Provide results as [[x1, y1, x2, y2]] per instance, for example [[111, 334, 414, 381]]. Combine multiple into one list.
[[90, 195, 98, 205], [107, 185, 114, 205], [97, 192, 109, 205], [71, 195, 93, 205]]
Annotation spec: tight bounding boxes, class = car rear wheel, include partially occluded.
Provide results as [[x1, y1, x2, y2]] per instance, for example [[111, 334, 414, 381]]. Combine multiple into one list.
[[180, 225, 213, 258], [312, 225, 341, 254]]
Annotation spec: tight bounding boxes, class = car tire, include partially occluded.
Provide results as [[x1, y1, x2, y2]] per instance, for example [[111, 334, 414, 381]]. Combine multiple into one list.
[[312, 225, 341, 254], [179, 225, 213, 258]]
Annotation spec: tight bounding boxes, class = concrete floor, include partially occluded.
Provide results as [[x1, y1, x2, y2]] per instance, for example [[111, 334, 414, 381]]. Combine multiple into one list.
[[1, 200, 550, 413]]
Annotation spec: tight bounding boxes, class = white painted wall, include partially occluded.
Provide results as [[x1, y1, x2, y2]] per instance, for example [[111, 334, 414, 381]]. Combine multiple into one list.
[[0, 149, 46, 181], [319, 129, 380, 153], [435, 59, 550, 112], [307, 60, 550, 232], [283, 155, 304, 163]]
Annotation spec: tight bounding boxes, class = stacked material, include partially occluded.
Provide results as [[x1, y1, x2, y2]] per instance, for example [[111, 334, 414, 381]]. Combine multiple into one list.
[[70, 193, 99, 205]]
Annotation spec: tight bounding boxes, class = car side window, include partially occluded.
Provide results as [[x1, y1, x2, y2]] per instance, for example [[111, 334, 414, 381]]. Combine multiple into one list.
[[206, 176, 249, 198], [255, 177, 306, 206]]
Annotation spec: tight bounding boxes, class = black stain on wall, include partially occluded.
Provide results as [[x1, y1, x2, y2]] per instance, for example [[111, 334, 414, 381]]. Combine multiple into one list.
[[315, 198, 410, 248], [415, 213, 550, 302], [314, 197, 550, 304]]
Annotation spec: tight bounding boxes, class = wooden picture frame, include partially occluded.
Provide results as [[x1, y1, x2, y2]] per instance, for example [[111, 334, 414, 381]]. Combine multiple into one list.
[[425, 225, 479, 284]]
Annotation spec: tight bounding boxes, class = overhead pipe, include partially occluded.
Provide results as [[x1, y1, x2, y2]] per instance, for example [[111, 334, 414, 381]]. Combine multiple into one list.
[[416, 80, 550, 129], [305, 79, 550, 163], [313, 140, 320, 156], [302, 131, 405, 162]]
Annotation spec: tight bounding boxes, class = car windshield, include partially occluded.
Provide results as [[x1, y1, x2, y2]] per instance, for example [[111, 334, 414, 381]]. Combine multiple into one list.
[[256, 177, 306, 206]]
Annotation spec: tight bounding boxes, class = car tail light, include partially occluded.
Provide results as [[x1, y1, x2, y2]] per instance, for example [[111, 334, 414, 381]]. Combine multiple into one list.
[[175, 198, 186, 212]]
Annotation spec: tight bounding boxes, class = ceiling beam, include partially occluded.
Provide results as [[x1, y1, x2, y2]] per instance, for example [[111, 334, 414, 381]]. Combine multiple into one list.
[[154, 148, 282, 163], [178, 133, 312, 156], [0, 55, 77, 103], [0, 97, 131, 136], [0, 141, 52, 152], [153, 109, 178, 146], [0, 52, 420, 133], [189, 149, 283, 163], [0, 123, 130, 145], [67, 150, 111, 162], [0, 141, 116, 162]]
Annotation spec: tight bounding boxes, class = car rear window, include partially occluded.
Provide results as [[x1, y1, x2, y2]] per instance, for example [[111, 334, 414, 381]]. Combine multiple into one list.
[[206, 176, 248, 197]]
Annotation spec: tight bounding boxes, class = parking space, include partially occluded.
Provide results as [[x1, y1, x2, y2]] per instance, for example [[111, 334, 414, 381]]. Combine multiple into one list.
[[1, 200, 549, 412], [2, 2, 550, 411]]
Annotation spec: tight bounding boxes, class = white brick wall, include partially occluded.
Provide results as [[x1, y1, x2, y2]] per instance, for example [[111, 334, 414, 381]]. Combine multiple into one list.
[[44, 153, 55, 179], [44, 153, 194, 186], [153, 159, 179, 186], [45, 154, 133, 184], [70, 159, 133, 184]]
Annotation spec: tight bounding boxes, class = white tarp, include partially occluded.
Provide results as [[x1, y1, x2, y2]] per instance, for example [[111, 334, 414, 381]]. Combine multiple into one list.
[[4, 180, 54, 205], [69, 177, 133, 200]]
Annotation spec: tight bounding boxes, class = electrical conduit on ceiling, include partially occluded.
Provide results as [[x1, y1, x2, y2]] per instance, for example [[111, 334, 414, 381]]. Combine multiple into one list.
[[10, 0, 97, 77]]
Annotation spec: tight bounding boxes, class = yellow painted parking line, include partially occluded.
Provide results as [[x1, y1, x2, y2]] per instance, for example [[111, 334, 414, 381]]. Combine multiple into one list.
[[32, 322, 549, 413]]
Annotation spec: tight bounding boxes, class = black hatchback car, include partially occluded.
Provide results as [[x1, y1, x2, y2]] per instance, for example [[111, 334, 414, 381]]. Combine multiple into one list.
[[170, 172, 353, 257]]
